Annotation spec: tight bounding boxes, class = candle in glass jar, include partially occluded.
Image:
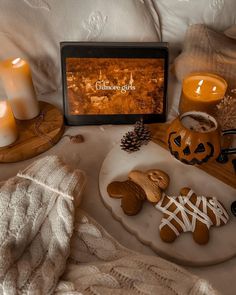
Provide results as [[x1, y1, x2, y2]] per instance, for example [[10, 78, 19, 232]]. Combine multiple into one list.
[[179, 73, 227, 115], [0, 58, 39, 120], [0, 99, 18, 147]]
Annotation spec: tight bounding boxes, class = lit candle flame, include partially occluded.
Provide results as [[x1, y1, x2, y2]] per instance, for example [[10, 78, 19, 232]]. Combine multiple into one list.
[[0, 101, 7, 118], [212, 86, 217, 92], [195, 79, 204, 95], [12, 58, 21, 66], [196, 86, 201, 95], [198, 79, 204, 86]]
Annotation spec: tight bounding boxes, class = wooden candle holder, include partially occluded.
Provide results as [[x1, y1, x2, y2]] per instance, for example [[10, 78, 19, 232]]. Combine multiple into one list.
[[0, 101, 64, 163]]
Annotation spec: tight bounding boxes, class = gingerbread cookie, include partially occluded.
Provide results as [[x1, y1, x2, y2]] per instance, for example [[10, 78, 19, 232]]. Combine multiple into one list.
[[107, 169, 229, 245], [107, 180, 146, 215], [128, 169, 170, 203], [156, 187, 229, 244], [107, 169, 169, 215]]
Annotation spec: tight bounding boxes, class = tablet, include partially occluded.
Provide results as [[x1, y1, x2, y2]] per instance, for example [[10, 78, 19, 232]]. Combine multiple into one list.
[[61, 42, 168, 125]]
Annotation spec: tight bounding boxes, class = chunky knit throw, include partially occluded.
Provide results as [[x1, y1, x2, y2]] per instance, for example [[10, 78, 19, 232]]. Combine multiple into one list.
[[56, 210, 221, 295], [0, 156, 220, 294], [0, 156, 86, 294], [175, 24, 236, 89]]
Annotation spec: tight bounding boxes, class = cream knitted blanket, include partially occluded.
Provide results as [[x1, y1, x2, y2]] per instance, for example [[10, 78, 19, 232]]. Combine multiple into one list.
[[0, 156, 220, 295], [0, 156, 86, 294], [57, 210, 220, 295], [175, 24, 236, 89]]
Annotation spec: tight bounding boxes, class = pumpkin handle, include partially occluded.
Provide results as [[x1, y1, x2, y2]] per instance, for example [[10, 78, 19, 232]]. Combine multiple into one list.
[[221, 129, 236, 155]]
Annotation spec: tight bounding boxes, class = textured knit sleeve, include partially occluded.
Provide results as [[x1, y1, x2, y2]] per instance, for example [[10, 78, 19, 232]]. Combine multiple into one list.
[[17, 156, 86, 201], [0, 156, 86, 294]]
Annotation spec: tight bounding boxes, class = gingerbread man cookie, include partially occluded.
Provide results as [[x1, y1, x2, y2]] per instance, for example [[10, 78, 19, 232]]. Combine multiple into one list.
[[156, 187, 229, 244], [107, 169, 229, 245], [107, 169, 169, 215], [107, 180, 146, 215]]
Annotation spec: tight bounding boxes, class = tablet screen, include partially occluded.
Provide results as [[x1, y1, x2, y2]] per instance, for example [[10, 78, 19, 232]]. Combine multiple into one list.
[[61, 42, 168, 125], [66, 57, 165, 116]]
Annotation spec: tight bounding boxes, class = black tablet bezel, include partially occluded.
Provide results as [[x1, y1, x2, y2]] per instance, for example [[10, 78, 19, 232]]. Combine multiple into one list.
[[61, 42, 168, 125]]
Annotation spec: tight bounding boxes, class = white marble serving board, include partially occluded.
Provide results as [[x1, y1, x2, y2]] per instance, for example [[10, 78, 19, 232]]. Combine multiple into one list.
[[99, 142, 236, 266]]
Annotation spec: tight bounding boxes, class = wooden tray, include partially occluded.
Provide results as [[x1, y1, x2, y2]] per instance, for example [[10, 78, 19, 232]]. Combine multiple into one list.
[[0, 101, 64, 163], [149, 123, 236, 189]]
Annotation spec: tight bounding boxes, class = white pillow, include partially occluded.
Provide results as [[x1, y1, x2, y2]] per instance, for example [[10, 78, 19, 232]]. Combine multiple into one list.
[[0, 0, 160, 97], [145, 0, 236, 54]]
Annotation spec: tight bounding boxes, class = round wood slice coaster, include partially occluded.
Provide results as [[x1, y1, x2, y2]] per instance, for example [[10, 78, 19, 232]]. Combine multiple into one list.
[[0, 101, 64, 163]]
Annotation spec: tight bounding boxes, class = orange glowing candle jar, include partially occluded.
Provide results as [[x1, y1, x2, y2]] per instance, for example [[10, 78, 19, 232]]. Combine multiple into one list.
[[179, 73, 228, 115]]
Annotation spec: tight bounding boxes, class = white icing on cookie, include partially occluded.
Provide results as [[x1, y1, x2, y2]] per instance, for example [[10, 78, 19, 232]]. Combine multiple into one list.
[[155, 190, 229, 236]]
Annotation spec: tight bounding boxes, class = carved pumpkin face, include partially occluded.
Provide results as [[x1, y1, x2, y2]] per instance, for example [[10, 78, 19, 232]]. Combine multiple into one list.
[[167, 112, 221, 165]]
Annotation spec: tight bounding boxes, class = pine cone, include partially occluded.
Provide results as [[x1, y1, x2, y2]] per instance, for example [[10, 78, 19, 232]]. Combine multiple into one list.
[[120, 131, 142, 153], [134, 119, 151, 145]]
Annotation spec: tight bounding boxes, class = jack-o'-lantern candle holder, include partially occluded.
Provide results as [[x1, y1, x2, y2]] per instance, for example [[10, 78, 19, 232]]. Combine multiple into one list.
[[167, 111, 221, 165]]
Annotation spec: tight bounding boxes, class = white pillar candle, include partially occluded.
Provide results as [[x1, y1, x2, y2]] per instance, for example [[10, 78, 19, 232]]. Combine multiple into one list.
[[0, 58, 40, 120], [0, 99, 18, 147]]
